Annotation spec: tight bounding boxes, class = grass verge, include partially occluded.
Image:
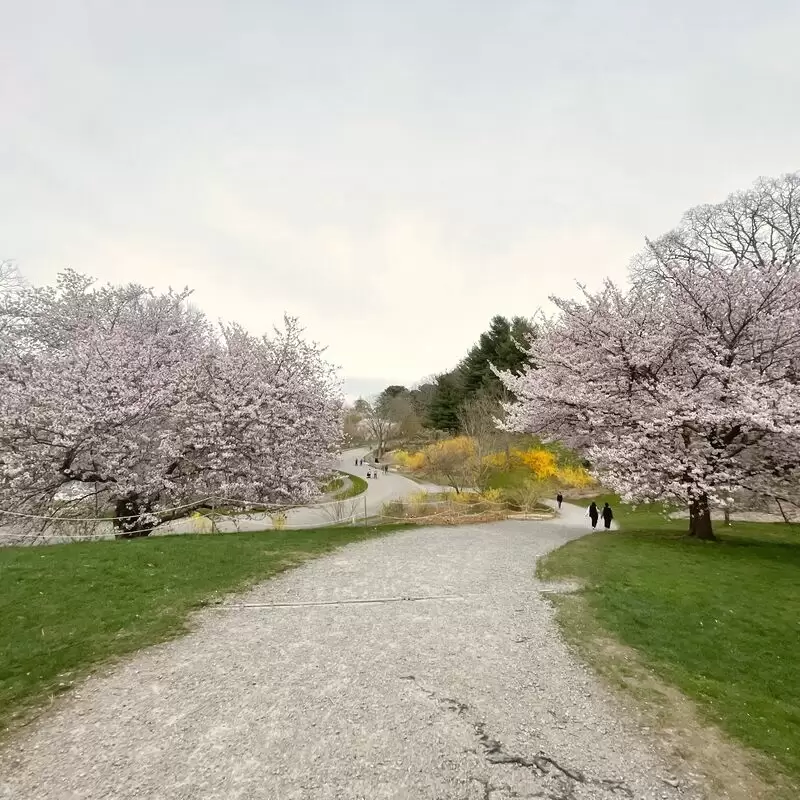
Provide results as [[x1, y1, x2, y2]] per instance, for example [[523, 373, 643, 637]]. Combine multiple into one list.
[[334, 473, 368, 500], [0, 525, 397, 735], [320, 476, 344, 494], [539, 499, 800, 795]]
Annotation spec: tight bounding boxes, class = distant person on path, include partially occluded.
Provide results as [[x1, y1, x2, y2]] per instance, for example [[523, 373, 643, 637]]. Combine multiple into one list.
[[366, 470, 372, 479], [602, 502, 614, 530], [384, 464, 389, 474], [588, 501, 599, 530], [556, 493, 563, 510]]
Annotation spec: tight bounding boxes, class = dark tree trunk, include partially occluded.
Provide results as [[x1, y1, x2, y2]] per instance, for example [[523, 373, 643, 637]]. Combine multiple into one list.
[[688, 494, 716, 540], [775, 497, 791, 524], [113, 495, 156, 539]]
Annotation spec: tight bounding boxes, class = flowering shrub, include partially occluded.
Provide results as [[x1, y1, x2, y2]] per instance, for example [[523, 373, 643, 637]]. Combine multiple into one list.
[[392, 450, 426, 471], [397, 437, 592, 494], [269, 511, 288, 530], [519, 449, 557, 478], [555, 466, 594, 488]]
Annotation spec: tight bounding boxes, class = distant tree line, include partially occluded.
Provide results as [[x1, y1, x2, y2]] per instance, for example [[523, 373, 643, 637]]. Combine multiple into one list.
[[346, 315, 536, 450], [418, 315, 536, 433]]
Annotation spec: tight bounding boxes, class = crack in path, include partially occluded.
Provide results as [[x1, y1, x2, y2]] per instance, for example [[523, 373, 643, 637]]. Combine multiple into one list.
[[213, 588, 562, 611], [212, 594, 465, 609], [400, 675, 633, 799]]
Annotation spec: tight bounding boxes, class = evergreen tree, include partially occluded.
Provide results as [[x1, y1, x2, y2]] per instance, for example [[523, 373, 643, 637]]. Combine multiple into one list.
[[427, 372, 463, 432], [460, 315, 535, 398], [377, 385, 409, 415], [378, 316, 536, 433]]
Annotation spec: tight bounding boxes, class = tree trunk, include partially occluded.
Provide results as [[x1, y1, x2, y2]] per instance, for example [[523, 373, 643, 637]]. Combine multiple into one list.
[[775, 497, 791, 524], [113, 496, 155, 539], [688, 494, 716, 540]]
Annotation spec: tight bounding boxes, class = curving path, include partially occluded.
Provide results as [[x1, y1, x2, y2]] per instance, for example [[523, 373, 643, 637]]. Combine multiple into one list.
[[159, 448, 444, 534], [1, 516, 696, 799], [546, 498, 619, 531]]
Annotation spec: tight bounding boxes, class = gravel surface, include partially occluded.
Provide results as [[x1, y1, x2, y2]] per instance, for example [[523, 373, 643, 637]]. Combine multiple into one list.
[[0, 518, 701, 799]]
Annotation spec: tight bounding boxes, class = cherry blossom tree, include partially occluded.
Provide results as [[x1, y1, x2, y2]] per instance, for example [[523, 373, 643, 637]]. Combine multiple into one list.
[[0, 260, 23, 293], [0, 260, 24, 337], [499, 172, 800, 539], [355, 397, 394, 457], [0, 270, 341, 537]]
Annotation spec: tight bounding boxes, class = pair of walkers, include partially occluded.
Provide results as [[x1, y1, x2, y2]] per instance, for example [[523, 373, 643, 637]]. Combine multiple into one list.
[[588, 501, 613, 530], [556, 494, 613, 530]]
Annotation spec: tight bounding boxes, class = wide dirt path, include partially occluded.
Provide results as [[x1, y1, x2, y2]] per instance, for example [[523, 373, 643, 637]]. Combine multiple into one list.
[[0, 520, 696, 799]]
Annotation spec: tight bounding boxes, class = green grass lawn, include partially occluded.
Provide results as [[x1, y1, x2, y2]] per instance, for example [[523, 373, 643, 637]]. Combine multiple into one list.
[[0, 525, 394, 735], [540, 498, 800, 787], [320, 475, 344, 494], [335, 473, 368, 500]]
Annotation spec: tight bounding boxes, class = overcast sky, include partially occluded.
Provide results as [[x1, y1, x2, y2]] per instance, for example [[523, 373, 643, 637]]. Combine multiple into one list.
[[2, 1, 799, 398]]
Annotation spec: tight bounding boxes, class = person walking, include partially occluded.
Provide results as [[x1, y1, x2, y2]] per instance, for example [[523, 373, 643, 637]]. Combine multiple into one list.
[[601, 502, 614, 530], [384, 464, 388, 475], [556, 493, 563, 510], [588, 501, 599, 530], [366, 470, 372, 479]]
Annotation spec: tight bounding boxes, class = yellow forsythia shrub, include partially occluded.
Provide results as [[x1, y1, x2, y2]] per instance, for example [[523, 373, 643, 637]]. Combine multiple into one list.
[[555, 465, 594, 488], [481, 488, 504, 505], [482, 447, 557, 478], [270, 511, 288, 530], [392, 450, 411, 466], [483, 451, 512, 469], [408, 452, 426, 470], [393, 450, 426, 470], [518, 448, 558, 478]]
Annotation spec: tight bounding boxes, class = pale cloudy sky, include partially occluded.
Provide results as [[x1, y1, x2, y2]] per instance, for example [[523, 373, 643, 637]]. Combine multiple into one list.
[[2, 1, 799, 398]]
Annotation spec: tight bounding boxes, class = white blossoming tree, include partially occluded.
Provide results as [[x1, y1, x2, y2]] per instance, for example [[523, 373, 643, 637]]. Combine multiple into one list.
[[0, 270, 341, 537], [499, 173, 800, 539]]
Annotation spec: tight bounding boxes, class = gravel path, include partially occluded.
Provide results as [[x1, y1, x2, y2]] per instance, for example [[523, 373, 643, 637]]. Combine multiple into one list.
[[0, 518, 698, 799]]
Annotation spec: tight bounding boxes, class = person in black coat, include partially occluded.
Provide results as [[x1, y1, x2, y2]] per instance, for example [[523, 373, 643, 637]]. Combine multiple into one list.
[[602, 502, 614, 530], [556, 493, 563, 510], [588, 501, 599, 530]]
